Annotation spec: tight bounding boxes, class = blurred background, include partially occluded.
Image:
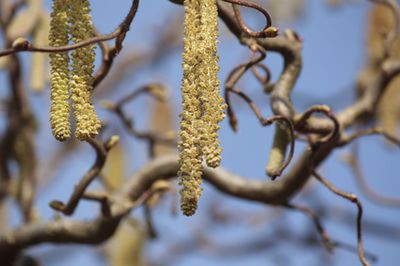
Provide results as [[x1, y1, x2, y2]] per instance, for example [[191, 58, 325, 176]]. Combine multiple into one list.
[[1, 0, 400, 265]]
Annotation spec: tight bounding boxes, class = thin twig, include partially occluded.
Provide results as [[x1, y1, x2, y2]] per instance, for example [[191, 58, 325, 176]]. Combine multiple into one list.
[[343, 143, 400, 207], [49, 136, 119, 215], [340, 127, 400, 147], [103, 85, 176, 145], [0, 0, 139, 57], [221, 0, 277, 38], [295, 105, 340, 146], [251, 63, 272, 91], [225, 51, 266, 131], [226, 85, 295, 178], [311, 169, 370, 266], [283, 202, 333, 252]]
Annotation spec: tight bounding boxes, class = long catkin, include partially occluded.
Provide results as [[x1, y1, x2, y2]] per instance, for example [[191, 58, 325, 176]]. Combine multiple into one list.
[[49, 0, 71, 141], [179, 0, 226, 216], [69, 0, 101, 140]]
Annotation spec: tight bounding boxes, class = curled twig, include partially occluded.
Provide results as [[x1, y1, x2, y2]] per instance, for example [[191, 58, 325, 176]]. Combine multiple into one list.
[[224, 52, 266, 131], [283, 202, 333, 252], [311, 169, 370, 266], [49, 136, 119, 215], [102, 84, 175, 146], [295, 105, 340, 146], [340, 127, 400, 147], [342, 143, 400, 207], [0, 0, 139, 57], [92, 35, 118, 88], [221, 0, 278, 38], [251, 63, 272, 91], [226, 85, 295, 178]]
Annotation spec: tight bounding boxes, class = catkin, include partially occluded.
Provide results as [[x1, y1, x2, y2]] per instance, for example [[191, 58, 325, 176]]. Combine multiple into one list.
[[199, 0, 226, 168], [69, 0, 101, 140], [49, 0, 101, 141], [179, 0, 226, 216], [49, 0, 71, 141], [179, 0, 204, 216]]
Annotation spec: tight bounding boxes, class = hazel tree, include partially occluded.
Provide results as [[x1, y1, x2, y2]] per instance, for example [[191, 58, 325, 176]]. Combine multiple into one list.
[[0, 0, 399, 265]]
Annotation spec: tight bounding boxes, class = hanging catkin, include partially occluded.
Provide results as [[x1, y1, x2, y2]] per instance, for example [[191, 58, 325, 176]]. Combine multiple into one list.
[[49, 0, 101, 141], [49, 0, 71, 141], [199, 0, 226, 168], [179, 0, 204, 217], [69, 0, 101, 140], [178, 0, 226, 216]]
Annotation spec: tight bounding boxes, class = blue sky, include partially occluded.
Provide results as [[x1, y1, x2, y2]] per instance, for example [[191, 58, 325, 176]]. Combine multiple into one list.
[[1, 0, 400, 265]]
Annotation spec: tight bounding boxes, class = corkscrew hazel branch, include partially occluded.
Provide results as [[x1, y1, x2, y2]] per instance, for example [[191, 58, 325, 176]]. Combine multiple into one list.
[[221, 0, 278, 38], [49, 136, 119, 215], [283, 202, 333, 252], [251, 63, 272, 89], [221, 46, 295, 180], [310, 169, 370, 266], [343, 143, 400, 207], [224, 52, 266, 131], [284, 201, 378, 261], [0, 0, 139, 58], [295, 105, 340, 146], [101, 85, 175, 145], [339, 127, 400, 147], [226, 84, 295, 179]]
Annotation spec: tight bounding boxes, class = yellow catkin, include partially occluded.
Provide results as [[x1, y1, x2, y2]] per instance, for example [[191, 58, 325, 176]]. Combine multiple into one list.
[[199, 0, 226, 168], [179, 0, 226, 216], [179, 0, 204, 216], [49, 0, 71, 141], [69, 0, 101, 140]]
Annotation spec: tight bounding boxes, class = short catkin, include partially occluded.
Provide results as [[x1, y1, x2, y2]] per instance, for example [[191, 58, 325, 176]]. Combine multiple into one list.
[[179, 0, 226, 216], [49, 0, 71, 141]]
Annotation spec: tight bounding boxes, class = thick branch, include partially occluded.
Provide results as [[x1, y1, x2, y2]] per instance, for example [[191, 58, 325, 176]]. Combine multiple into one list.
[[0, 149, 318, 254]]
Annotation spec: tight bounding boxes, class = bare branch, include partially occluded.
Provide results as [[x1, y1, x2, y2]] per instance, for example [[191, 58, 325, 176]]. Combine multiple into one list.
[[0, 0, 139, 57], [311, 169, 370, 266], [49, 136, 119, 216], [283, 202, 333, 252]]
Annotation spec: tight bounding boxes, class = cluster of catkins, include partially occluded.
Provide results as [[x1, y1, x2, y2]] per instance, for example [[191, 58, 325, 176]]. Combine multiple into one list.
[[49, 0, 100, 141], [179, 0, 227, 216]]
